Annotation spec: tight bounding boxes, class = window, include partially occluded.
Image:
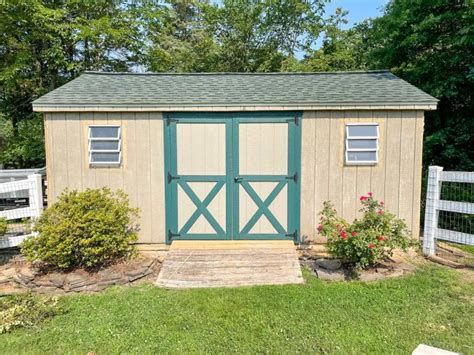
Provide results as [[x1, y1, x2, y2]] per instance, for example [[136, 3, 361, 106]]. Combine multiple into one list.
[[345, 123, 379, 165], [89, 126, 121, 166]]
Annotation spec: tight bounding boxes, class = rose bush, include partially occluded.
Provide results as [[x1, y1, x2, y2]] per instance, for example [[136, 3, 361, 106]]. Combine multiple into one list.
[[317, 193, 417, 269]]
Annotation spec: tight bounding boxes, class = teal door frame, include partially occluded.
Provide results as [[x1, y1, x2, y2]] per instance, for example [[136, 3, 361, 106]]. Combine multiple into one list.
[[164, 112, 301, 244]]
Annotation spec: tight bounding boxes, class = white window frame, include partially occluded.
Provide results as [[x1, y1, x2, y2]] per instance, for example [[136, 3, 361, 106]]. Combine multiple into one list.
[[345, 123, 379, 165], [88, 125, 122, 166]]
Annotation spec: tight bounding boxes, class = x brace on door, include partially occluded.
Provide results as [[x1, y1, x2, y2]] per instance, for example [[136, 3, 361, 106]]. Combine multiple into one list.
[[239, 180, 286, 234], [178, 180, 225, 235]]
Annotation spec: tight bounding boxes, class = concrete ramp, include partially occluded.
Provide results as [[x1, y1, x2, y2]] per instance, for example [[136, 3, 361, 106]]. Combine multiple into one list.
[[156, 240, 303, 288]]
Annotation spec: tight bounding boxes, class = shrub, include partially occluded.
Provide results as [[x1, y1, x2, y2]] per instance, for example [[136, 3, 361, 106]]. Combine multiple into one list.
[[317, 193, 417, 269], [21, 188, 139, 270], [0, 293, 59, 334], [0, 217, 7, 236]]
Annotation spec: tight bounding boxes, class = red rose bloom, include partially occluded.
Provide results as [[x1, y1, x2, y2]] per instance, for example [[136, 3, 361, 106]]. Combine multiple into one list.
[[368, 192, 373, 197], [340, 231, 348, 240], [377, 209, 384, 215], [380, 201, 384, 205], [360, 196, 367, 201], [351, 231, 358, 237], [378, 236, 386, 241], [368, 244, 375, 249], [317, 224, 323, 232]]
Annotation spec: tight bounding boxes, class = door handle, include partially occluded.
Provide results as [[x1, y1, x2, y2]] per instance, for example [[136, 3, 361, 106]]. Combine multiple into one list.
[[234, 176, 243, 183]]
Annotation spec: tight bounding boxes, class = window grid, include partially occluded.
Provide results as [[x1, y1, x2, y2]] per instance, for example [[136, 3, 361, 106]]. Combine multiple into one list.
[[88, 125, 121, 166], [345, 123, 379, 165]]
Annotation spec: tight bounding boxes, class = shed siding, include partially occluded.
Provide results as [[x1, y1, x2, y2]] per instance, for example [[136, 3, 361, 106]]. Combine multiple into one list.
[[45, 112, 166, 244], [300, 110, 424, 241], [45, 109, 424, 244]]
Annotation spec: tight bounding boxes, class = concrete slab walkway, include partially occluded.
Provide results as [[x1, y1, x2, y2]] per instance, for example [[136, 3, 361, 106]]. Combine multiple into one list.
[[155, 240, 304, 288]]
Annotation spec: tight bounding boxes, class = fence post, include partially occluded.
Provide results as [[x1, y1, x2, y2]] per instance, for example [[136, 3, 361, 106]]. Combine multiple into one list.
[[423, 166, 443, 256], [28, 174, 43, 218]]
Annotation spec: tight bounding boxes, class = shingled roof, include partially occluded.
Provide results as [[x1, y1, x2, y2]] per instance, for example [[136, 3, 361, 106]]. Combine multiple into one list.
[[32, 70, 438, 111]]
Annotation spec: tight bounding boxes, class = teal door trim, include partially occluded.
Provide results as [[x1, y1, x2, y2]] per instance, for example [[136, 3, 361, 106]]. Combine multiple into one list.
[[164, 112, 301, 244], [231, 113, 301, 241], [164, 114, 233, 243]]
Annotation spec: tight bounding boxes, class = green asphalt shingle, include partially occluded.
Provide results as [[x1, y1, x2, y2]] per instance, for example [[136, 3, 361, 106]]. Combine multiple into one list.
[[32, 70, 438, 109]]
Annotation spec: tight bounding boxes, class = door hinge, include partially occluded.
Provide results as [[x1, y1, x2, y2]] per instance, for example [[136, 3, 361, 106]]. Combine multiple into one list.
[[168, 230, 181, 240], [166, 115, 179, 126], [286, 172, 298, 183], [285, 230, 298, 240], [167, 172, 180, 184], [287, 114, 299, 126]]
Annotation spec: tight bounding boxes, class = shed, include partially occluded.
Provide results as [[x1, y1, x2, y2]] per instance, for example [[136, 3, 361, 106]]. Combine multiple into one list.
[[33, 71, 438, 245]]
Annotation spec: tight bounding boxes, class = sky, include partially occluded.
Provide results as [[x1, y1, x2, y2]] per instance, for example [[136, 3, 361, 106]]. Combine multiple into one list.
[[307, 0, 389, 54], [327, 0, 390, 28]]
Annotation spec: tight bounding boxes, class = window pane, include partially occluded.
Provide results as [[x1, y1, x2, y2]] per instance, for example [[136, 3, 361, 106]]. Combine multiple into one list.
[[91, 152, 120, 163], [347, 151, 377, 162], [347, 139, 377, 149], [347, 125, 378, 137], [90, 140, 120, 151], [90, 126, 119, 138]]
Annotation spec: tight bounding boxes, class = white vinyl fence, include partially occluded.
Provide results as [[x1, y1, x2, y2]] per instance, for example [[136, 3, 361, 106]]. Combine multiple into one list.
[[0, 174, 43, 249], [423, 166, 474, 256]]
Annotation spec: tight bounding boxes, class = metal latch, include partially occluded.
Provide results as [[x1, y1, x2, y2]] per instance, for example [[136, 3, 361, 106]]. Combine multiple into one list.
[[166, 115, 179, 126], [168, 230, 181, 240], [286, 114, 299, 126], [234, 176, 243, 183], [167, 172, 180, 184], [285, 230, 298, 240], [285, 172, 298, 183]]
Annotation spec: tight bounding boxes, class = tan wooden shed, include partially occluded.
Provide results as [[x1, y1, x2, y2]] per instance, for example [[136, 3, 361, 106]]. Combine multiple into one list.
[[33, 71, 438, 245]]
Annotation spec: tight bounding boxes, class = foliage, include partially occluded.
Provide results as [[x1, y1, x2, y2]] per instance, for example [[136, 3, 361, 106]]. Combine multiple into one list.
[[0, 267, 472, 353], [364, 0, 474, 171], [0, 293, 59, 334], [21, 188, 139, 270], [0, 217, 7, 236], [142, 0, 341, 72], [318, 194, 416, 269], [0, 0, 145, 168], [0, 114, 44, 168]]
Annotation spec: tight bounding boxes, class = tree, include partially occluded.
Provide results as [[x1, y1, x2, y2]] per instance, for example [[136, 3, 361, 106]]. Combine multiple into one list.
[[0, 0, 145, 167], [303, 19, 371, 72], [364, 0, 474, 170], [143, 0, 219, 72]]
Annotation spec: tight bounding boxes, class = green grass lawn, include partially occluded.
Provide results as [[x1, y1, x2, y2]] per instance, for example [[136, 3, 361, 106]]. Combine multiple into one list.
[[1, 265, 473, 354]]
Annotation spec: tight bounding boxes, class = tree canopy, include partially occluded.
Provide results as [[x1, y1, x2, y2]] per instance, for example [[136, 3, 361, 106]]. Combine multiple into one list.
[[0, 0, 472, 171]]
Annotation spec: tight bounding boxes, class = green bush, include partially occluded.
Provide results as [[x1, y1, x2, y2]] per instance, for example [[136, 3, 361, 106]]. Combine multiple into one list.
[[0, 293, 59, 334], [21, 188, 139, 270], [0, 217, 7, 236], [317, 193, 417, 269]]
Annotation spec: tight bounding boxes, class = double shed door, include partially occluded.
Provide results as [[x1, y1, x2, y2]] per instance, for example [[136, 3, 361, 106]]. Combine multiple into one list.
[[164, 112, 301, 243]]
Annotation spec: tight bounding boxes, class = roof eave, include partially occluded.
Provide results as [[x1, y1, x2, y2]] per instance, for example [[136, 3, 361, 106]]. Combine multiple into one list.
[[33, 102, 438, 112]]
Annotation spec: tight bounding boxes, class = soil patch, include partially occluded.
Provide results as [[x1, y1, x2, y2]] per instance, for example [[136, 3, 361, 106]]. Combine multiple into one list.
[[298, 244, 419, 282]]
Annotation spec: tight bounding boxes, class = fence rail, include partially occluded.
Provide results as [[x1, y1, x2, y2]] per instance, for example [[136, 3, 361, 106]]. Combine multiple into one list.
[[423, 166, 474, 256], [0, 174, 43, 249]]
